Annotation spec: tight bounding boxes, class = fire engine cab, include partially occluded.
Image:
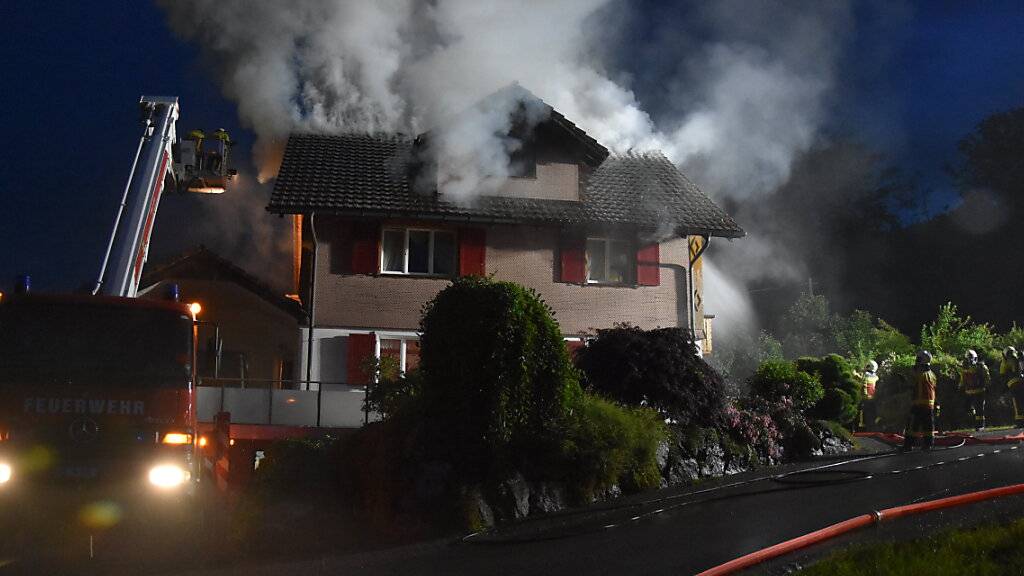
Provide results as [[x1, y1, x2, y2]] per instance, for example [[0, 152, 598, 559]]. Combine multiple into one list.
[[0, 97, 233, 506]]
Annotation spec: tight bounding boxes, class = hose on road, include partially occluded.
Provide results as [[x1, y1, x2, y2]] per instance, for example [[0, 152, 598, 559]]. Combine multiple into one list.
[[695, 480, 1024, 576]]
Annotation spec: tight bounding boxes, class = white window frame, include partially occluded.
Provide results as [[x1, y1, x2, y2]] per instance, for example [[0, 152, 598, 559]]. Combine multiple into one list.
[[380, 227, 457, 276], [375, 333, 420, 374], [586, 237, 633, 285]]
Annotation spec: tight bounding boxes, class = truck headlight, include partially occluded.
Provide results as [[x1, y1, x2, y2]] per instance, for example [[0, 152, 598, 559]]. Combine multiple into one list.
[[148, 464, 189, 489], [0, 462, 11, 484]]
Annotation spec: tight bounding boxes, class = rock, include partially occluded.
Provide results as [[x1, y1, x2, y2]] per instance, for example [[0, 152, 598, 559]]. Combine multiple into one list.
[[593, 483, 622, 502], [463, 485, 495, 529], [723, 458, 748, 475], [699, 442, 725, 477], [494, 472, 531, 520], [529, 482, 567, 515], [666, 457, 700, 485], [820, 433, 848, 455], [656, 439, 670, 472]]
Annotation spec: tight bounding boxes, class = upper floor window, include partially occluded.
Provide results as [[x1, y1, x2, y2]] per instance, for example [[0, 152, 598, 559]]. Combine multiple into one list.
[[381, 228, 456, 276], [586, 238, 633, 284]]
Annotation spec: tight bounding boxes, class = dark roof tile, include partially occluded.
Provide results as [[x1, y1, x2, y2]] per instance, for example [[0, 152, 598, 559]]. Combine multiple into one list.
[[267, 133, 744, 239]]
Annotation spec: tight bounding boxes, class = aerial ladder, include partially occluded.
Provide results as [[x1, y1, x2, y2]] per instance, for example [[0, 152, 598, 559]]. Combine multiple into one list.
[[92, 96, 235, 298]]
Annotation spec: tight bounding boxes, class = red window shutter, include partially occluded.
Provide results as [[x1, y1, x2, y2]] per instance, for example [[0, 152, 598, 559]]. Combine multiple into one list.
[[346, 333, 376, 385], [560, 236, 586, 284], [350, 222, 379, 275], [636, 243, 660, 286], [459, 228, 487, 276], [565, 340, 584, 361]]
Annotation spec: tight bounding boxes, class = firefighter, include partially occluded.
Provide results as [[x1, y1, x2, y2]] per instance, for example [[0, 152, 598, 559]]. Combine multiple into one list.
[[1002, 346, 1024, 428], [958, 349, 990, 430], [207, 128, 230, 173], [858, 360, 880, 431], [903, 350, 938, 451]]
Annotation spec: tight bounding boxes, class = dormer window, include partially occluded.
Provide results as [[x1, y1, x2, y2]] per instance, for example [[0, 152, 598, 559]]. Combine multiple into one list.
[[381, 228, 457, 276]]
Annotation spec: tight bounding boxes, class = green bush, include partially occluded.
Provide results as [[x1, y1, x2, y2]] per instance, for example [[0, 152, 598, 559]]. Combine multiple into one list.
[[920, 302, 996, 359], [575, 326, 728, 428], [832, 310, 915, 368], [799, 354, 862, 429], [748, 359, 824, 410], [252, 437, 337, 492], [417, 276, 582, 477], [363, 358, 422, 420], [561, 394, 667, 498]]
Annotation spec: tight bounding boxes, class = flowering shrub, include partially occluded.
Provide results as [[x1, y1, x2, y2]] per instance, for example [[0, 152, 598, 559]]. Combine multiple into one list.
[[726, 399, 783, 462]]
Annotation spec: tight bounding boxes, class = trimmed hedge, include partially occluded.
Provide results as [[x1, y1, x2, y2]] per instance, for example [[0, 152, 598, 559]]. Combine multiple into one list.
[[418, 276, 582, 478]]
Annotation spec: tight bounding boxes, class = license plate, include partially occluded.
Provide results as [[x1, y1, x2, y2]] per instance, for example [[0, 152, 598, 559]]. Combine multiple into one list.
[[61, 466, 99, 479]]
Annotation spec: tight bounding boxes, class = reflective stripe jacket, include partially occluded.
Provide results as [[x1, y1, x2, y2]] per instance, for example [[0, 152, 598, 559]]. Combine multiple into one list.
[[863, 373, 878, 399], [959, 363, 990, 395], [913, 368, 937, 408], [1002, 357, 1022, 388]]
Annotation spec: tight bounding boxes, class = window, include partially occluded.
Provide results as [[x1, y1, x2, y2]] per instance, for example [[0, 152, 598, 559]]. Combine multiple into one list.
[[378, 337, 420, 373], [381, 228, 457, 275], [508, 143, 537, 178], [586, 238, 632, 284]]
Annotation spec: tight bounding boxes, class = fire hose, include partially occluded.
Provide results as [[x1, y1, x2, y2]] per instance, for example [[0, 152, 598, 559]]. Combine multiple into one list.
[[695, 479, 1024, 576]]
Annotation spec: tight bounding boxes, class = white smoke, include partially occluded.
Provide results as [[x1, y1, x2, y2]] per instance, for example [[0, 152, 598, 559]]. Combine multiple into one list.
[[159, 0, 860, 333]]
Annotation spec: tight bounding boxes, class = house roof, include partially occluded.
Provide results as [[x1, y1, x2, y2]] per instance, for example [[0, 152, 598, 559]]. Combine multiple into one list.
[[267, 90, 744, 239], [140, 246, 305, 321]]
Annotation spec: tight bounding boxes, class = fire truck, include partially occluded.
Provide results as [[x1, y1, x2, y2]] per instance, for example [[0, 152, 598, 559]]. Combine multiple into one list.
[[0, 97, 234, 516]]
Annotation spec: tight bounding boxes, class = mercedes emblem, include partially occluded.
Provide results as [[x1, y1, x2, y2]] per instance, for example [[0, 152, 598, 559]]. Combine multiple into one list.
[[68, 418, 100, 443]]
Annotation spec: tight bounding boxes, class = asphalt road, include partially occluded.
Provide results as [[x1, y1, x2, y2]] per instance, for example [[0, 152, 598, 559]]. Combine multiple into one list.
[[173, 439, 1024, 576], [5, 439, 1023, 575]]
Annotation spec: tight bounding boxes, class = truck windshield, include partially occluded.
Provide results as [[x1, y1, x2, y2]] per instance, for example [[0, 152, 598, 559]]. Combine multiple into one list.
[[0, 301, 192, 389]]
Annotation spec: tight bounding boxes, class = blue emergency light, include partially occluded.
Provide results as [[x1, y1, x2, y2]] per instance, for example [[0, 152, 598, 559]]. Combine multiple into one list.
[[164, 283, 181, 302], [14, 275, 30, 294]]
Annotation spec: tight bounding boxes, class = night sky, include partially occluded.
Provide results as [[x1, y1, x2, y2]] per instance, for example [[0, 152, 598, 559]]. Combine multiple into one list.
[[1, 1, 1023, 294]]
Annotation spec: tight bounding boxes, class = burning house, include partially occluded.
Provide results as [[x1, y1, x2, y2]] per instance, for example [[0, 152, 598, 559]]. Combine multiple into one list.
[[267, 86, 744, 390]]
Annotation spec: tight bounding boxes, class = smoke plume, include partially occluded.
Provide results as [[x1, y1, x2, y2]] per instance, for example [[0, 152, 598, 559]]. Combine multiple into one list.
[[158, 0, 868, 335]]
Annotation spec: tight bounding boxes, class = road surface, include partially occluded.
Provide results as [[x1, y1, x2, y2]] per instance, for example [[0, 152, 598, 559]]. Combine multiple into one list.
[[173, 439, 1024, 576], [4, 439, 1023, 575]]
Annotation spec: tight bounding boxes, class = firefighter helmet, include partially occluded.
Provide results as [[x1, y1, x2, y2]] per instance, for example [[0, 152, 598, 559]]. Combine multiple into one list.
[[865, 360, 878, 373], [916, 350, 933, 365], [965, 349, 978, 363]]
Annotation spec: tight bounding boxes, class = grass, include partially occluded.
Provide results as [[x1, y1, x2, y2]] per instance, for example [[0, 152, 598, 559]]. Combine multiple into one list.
[[949, 424, 1014, 434], [800, 518, 1024, 575]]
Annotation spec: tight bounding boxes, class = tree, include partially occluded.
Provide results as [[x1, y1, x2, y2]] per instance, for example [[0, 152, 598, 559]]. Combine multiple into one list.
[[919, 302, 995, 359], [955, 106, 1024, 207], [780, 292, 839, 358]]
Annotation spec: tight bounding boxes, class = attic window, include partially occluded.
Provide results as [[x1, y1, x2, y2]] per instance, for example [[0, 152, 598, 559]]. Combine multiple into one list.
[[508, 142, 536, 178]]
